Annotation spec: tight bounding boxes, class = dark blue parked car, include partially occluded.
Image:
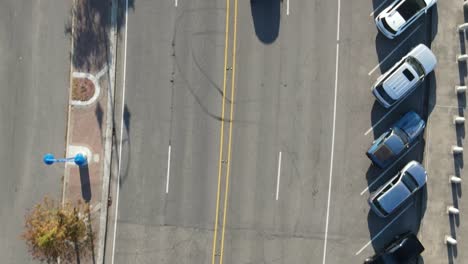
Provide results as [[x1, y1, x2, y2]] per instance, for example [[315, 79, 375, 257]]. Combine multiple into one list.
[[367, 111, 425, 168]]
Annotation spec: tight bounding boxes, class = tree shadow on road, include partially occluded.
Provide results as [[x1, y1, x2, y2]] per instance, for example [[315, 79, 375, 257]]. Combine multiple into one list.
[[66, 0, 136, 72]]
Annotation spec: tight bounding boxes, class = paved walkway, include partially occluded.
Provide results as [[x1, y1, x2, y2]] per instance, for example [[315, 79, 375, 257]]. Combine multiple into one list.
[[420, 1, 468, 263], [63, 67, 110, 263], [62, 0, 118, 263]]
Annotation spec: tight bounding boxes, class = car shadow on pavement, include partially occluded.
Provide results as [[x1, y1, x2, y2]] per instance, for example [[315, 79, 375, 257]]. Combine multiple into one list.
[[426, 4, 438, 44], [364, 136, 427, 261], [364, 137, 427, 194], [79, 165, 92, 202], [250, 0, 280, 44], [366, 184, 427, 261], [370, 1, 439, 124]]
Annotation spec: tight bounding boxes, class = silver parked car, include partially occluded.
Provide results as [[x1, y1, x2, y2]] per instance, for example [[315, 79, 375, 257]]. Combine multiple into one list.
[[368, 161, 427, 217], [372, 44, 437, 108], [375, 0, 437, 39]]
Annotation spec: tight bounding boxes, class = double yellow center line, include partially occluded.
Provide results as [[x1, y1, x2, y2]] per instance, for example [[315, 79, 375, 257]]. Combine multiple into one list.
[[211, 0, 238, 263]]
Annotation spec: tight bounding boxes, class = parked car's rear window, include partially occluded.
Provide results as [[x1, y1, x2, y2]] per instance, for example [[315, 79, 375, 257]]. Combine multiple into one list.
[[397, 0, 426, 20], [373, 200, 388, 215], [375, 84, 397, 105]]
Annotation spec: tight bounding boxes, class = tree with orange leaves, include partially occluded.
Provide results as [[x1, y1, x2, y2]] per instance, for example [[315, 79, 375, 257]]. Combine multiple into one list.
[[22, 197, 93, 263]]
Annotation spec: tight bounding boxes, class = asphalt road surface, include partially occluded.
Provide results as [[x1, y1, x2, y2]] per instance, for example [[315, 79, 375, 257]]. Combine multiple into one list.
[[110, 0, 433, 263], [0, 0, 70, 263]]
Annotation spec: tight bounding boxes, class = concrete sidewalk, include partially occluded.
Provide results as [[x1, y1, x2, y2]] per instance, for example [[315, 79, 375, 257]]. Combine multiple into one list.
[[420, 1, 468, 263]]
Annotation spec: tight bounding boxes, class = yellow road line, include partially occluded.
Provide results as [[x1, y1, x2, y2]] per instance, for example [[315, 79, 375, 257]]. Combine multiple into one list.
[[219, 0, 238, 263], [211, 0, 231, 263]]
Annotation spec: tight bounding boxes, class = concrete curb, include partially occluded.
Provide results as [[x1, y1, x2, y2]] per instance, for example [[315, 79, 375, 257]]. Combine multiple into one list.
[[96, 0, 119, 262], [62, 0, 77, 206]]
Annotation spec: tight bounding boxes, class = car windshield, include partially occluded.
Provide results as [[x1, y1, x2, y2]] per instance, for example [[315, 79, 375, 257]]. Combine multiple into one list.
[[393, 127, 410, 145], [401, 172, 419, 192], [396, 0, 427, 21], [406, 56, 426, 77], [375, 83, 397, 105]]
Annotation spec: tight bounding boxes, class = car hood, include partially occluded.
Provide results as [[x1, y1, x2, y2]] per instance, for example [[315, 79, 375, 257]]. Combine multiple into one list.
[[393, 111, 425, 139], [382, 11, 405, 32], [378, 182, 411, 214]]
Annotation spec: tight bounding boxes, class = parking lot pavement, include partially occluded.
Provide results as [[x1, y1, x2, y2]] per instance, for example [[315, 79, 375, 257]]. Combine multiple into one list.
[[321, 0, 433, 263], [420, 0, 468, 263]]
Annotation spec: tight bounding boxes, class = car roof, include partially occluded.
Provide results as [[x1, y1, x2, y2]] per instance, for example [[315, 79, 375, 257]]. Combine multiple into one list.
[[377, 181, 412, 214], [382, 63, 419, 99], [407, 44, 437, 74]]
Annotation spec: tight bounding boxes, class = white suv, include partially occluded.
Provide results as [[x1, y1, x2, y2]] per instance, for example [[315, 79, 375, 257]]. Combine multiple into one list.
[[375, 0, 437, 39], [372, 44, 436, 108]]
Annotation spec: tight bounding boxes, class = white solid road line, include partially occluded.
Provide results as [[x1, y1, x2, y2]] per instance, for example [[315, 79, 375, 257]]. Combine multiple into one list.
[[111, 0, 129, 263], [286, 0, 290, 15], [322, 0, 340, 262], [355, 202, 413, 255], [360, 141, 420, 196], [369, 0, 389, 17], [175, 0, 178, 7], [367, 24, 422, 76], [166, 145, 172, 193], [276, 152, 282, 201]]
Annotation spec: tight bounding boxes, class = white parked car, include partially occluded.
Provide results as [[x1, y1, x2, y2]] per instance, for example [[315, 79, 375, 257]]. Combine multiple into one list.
[[375, 0, 437, 39], [372, 44, 437, 108]]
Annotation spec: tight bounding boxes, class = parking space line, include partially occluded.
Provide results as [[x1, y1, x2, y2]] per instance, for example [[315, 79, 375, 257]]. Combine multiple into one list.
[[367, 24, 422, 76], [165, 145, 172, 193], [364, 87, 418, 136], [175, 0, 177, 7], [369, 0, 389, 17], [276, 152, 282, 200], [354, 202, 413, 256], [360, 141, 420, 196]]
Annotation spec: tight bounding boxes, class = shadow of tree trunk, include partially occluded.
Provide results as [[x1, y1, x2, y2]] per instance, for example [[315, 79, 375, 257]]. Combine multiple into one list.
[[87, 205, 96, 264]]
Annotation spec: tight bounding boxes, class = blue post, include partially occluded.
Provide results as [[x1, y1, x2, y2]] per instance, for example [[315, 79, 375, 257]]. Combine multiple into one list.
[[43, 153, 88, 167]]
